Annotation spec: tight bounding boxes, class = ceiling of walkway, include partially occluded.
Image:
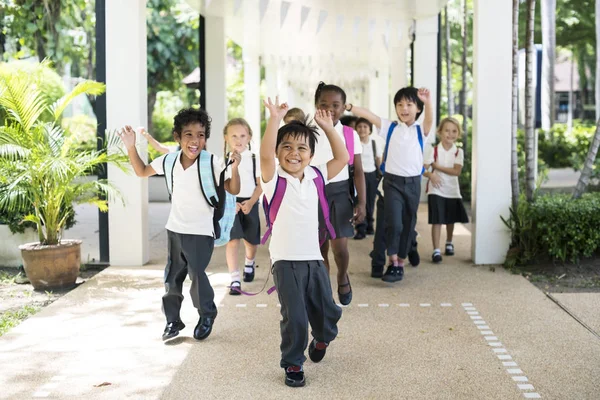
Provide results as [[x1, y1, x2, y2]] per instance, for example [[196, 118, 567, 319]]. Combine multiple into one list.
[[185, 0, 448, 72]]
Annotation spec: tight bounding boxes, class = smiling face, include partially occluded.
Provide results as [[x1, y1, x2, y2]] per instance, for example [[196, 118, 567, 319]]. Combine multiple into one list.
[[356, 121, 372, 141], [316, 90, 345, 125], [395, 97, 422, 126], [439, 120, 460, 145], [226, 124, 251, 154], [174, 122, 206, 162], [276, 133, 313, 178]]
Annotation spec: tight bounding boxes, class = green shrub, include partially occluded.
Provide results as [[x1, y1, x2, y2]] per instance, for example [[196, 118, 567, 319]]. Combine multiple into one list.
[[62, 115, 98, 153], [503, 193, 600, 266], [151, 112, 173, 143]]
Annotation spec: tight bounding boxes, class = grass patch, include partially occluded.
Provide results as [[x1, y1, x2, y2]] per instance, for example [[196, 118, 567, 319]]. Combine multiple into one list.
[[0, 271, 16, 285], [0, 305, 39, 336]]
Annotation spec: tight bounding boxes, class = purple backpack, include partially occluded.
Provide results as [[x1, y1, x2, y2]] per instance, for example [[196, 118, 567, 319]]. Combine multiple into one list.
[[261, 166, 336, 247]]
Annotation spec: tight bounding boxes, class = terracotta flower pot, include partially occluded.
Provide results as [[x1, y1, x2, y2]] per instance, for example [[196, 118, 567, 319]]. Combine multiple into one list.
[[19, 239, 82, 291]]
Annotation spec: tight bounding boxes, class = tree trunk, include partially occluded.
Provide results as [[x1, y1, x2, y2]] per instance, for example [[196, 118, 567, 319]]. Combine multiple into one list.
[[576, 45, 588, 119], [148, 91, 158, 136], [525, 0, 537, 201], [573, 118, 600, 199], [461, 0, 468, 154], [445, 6, 454, 116], [596, 0, 600, 121], [540, 0, 556, 130], [567, 47, 574, 132], [512, 0, 520, 211]]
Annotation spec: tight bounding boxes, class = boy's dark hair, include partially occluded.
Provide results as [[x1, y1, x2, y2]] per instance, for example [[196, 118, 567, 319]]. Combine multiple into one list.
[[340, 115, 358, 127], [393, 87, 424, 120], [314, 81, 347, 105], [276, 117, 319, 156], [355, 117, 372, 131], [172, 107, 212, 138]]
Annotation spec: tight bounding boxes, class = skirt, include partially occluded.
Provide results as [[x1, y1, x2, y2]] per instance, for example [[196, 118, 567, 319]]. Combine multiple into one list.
[[428, 194, 469, 225]]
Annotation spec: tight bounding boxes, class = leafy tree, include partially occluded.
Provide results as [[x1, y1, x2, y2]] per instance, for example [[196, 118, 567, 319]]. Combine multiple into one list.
[[146, 0, 199, 133]]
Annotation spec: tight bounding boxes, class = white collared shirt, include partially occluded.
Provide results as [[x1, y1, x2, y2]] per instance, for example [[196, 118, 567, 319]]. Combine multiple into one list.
[[225, 149, 260, 198], [310, 121, 362, 183], [151, 152, 224, 236], [361, 136, 383, 173], [379, 118, 424, 177], [261, 164, 329, 263], [424, 143, 464, 199]]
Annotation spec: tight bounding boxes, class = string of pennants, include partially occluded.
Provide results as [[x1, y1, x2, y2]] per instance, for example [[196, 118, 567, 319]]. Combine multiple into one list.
[[216, 0, 409, 49]]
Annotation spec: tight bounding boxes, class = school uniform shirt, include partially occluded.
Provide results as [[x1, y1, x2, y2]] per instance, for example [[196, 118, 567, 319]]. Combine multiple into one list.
[[424, 143, 464, 199], [225, 149, 260, 198], [379, 118, 425, 177], [310, 121, 362, 183], [361, 136, 383, 173], [151, 153, 224, 236], [261, 164, 329, 263]]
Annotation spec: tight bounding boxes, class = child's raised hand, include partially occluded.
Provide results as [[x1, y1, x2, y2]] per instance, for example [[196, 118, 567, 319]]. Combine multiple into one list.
[[263, 96, 289, 120], [139, 127, 151, 139], [118, 125, 137, 150], [314, 109, 334, 130], [417, 88, 431, 104]]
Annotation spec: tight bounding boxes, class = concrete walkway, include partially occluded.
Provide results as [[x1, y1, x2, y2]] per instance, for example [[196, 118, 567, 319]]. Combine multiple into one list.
[[1, 204, 599, 399]]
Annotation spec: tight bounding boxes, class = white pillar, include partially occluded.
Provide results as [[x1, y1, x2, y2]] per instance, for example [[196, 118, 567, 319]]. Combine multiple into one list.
[[390, 43, 409, 118], [414, 16, 439, 130], [106, 0, 148, 266], [243, 0, 261, 146], [205, 16, 227, 155], [471, 0, 512, 264]]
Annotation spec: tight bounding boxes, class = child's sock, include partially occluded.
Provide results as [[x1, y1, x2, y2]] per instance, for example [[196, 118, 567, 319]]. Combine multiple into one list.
[[244, 258, 255, 274], [230, 271, 241, 284], [433, 248, 441, 254], [446, 241, 452, 245]]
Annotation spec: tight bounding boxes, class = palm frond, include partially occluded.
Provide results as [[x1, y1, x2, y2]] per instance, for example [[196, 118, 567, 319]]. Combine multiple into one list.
[[0, 75, 48, 133], [0, 144, 31, 160], [51, 80, 105, 121]]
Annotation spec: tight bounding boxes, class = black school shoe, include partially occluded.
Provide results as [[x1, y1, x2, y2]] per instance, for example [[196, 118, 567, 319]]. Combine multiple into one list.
[[408, 245, 420, 267], [338, 275, 352, 305], [382, 265, 404, 282], [371, 265, 384, 278], [285, 366, 305, 387], [366, 227, 375, 235], [162, 320, 185, 341], [353, 232, 366, 240], [308, 339, 328, 363], [193, 316, 215, 341], [445, 243, 455, 256], [229, 281, 241, 296], [243, 264, 255, 282], [432, 251, 443, 263]]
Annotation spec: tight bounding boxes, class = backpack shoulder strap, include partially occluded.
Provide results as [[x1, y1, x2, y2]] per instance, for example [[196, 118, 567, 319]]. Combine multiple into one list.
[[311, 166, 336, 245], [252, 152, 257, 186], [371, 137, 377, 164], [380, 121, 398, 174], [163, 151, 180, 199], [416, 125, 424, 152], [198, 150, 219, 208], [342, 125, 355, 166], [260, 174, 287, 245]]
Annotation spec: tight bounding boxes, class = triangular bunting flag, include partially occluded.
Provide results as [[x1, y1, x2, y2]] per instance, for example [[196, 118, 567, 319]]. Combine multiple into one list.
[[280, 1, 290, 28], [300, 6, 310, 30], [317, 10, 328, 34], [259, 0, 269, 21]]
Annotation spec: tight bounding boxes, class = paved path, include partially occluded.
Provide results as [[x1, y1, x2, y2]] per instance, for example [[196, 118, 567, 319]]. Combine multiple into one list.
[[1, 204, 599, 399]]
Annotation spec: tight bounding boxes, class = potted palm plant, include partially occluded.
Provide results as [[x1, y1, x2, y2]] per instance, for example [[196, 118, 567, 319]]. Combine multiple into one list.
[[0, 62, 126, 290]]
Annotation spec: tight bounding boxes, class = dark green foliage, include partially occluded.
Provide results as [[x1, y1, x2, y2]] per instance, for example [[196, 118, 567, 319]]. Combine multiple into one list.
[[503, 193, 600, 266]]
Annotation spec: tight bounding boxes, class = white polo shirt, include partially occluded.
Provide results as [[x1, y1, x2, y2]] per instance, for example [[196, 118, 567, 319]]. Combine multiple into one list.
[[361, 136, 383, 173], [379, 118, 424, 177], [424, 143, 464, 199], [310, 121, 362, 183], [151, 153, 224, 236], [225, 149, 260, 198], [261, 164, 329, 263]]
